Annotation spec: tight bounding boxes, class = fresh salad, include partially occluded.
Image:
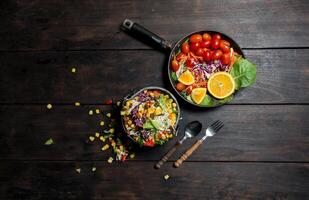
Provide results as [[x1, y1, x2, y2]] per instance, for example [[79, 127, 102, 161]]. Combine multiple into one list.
[[170, 32, 256, 107], [121, 89, 179, 147]]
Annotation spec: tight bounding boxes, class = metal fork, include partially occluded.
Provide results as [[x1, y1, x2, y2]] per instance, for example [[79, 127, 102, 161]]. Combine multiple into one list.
[[174, 120, 224, 168]]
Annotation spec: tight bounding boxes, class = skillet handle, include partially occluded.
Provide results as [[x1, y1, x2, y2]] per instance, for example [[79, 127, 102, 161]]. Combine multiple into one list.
[[121, 19, 172, 51]]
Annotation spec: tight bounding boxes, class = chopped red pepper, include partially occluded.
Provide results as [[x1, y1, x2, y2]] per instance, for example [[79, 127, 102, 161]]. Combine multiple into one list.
[[144, 139, 155, 147], [104, 99, 113, 105]]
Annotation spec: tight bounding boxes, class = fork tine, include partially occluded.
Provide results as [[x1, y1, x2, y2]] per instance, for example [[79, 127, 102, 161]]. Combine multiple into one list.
[[211, 120, 222, 130], [210, 120, 220, 129], [214, 123, 224, 132]]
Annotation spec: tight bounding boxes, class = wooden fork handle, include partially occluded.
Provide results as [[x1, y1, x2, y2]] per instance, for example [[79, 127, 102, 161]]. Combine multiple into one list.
[[155, 141, 181, 169], [174, 139, 203, 168]]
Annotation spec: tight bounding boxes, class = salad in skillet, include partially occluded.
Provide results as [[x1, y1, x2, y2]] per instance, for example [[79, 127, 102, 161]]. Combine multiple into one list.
[[121, 89, 179, 147], [170, 32, 256, 107]]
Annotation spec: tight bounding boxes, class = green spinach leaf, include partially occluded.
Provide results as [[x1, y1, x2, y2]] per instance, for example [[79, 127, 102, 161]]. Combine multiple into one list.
[[230, 58, 256, 90]]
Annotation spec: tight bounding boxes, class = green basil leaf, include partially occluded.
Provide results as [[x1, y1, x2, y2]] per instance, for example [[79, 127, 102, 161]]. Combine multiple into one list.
[[200, 95, 215, 106], [171, 72, 177, 81], [230, 58, 256, 90], [44, 138, 54, 145], [143, 120, 154, 129]]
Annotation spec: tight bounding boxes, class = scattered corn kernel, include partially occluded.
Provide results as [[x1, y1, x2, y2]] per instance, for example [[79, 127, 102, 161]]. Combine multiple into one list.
[[106, 113, 111, 118], [111, 141, 116, 147], [172, 103, 176, 108], [89, 136, 95, 141], [89, 110, 93, 115], [100, 121, 105, 126], [130, 153, 135, 159], [71, 67, 76, 73], [92, 167, 96, 172], [109, 128, 115, 134], [95, 109, 100, 114], [76, 168, 81, 173], [102, 144, 109, 151], [47, 104, 52, 109], [99, 136, 105, 142], [107, 157, 113, 163], [95, 132, 100, 137], [130, 124, 135, 128], [164, 174, 170, 180], [75, 102, 80, 106], [116, 101, 121, 106]]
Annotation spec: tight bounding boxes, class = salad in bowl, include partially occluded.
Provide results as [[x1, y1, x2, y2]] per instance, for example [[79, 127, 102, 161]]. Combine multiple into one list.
[[169, 32, 256, 107], [121, 87, 180, 147]]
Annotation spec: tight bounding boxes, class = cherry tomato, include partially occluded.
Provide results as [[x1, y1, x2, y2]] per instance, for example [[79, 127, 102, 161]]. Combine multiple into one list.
[[220, 40, 230, 47], [200, 40, 211, 48], [189, 34, 203, 43], [190, 42, 200, 52], [202, 33, 212, 41], [219, 41, 230, 53], [171, 59, 180, 71], [212, 34, 221, 40], [181, 43, 190, 54], [221, 53, 231, 65], [212, 50, 223, 60], [186, 57, 197, 68], [211, 39, 220, 50], [195, 48, 204, 56], [176, 53, 187, 61], [202, 50, 212, 62], [176, 82, 186, 91]]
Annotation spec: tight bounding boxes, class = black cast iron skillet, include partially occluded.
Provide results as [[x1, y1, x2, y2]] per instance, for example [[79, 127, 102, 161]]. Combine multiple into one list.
[[121, 19, 245, 107]]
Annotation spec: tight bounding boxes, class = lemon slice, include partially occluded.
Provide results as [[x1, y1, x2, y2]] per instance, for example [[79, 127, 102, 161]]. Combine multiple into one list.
[[191, 87, 207, 104], [178, 70, 195, 85], [207, 72, 235, 99]]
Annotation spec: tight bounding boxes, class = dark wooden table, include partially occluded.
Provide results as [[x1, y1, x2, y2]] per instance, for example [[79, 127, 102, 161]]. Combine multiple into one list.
[[1, 0, 309, 199]]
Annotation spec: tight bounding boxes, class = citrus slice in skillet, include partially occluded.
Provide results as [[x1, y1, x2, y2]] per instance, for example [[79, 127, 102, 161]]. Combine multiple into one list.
[[207, 72, 235, 99], [191, 88, 207, 104], [178, 70, 195, 85]]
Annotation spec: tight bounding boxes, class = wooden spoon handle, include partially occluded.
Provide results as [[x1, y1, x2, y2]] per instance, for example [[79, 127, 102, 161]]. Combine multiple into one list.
[[155, 141, 181, 169], [174, 139, 203, 168]]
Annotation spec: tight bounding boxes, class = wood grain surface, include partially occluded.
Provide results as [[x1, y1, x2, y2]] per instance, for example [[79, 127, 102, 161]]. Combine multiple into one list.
[[1, 0, 308, 199]]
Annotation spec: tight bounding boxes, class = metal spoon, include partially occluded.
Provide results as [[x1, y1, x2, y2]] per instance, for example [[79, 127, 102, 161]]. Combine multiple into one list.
[[154, 121, 202, 169]]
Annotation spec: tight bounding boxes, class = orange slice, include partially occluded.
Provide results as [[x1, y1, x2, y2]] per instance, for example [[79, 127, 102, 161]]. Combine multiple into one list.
[[207, 72, 235, 99], [191, 87, 207, 104], [178, 70, 195, 85]]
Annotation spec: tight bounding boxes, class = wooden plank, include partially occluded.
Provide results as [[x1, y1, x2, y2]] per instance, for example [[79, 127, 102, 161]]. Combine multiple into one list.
[[0, 161, 308, 199], [1, 0, 309, 50], [0, 49, 308, 104], [1, 105, 308, 161]]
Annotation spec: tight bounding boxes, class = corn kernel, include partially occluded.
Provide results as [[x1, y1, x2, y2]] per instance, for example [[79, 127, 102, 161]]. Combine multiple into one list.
[[130, 124, 135, 128], [95, 132, 100, 137], [109, 128, 115, 134], [76, 168, 81, 173], [172, 103, 176, 108], [111, 141, 116, 147], [106, 113, 111, 118], [130, 153, 135, 159], [116, 101, 121, 106], [99, 136, 105, 142], [89, 136, 95, 141], [47, 104, 52, 109], [100, 121, 105, 126], [95, 109, 100, 114], [92, 167, 96, 172], [107, 157, 113, 163], [128, 120, 132, 125], [102, 144, 109, 151], [71, 67, 76, 73], [75, 102, 80, 106], [164, 174, 170, 180], [89, 110, 93, 115]]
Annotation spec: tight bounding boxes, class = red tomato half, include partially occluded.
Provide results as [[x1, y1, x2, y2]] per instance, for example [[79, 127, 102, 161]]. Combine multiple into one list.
[[200, 40, 211, 48], [211, 39, 220, 50], [189, 34, 203, 43], [212, 50, 223, 60], [181, 43, 190, 54], [190, 42, 200, 52]]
